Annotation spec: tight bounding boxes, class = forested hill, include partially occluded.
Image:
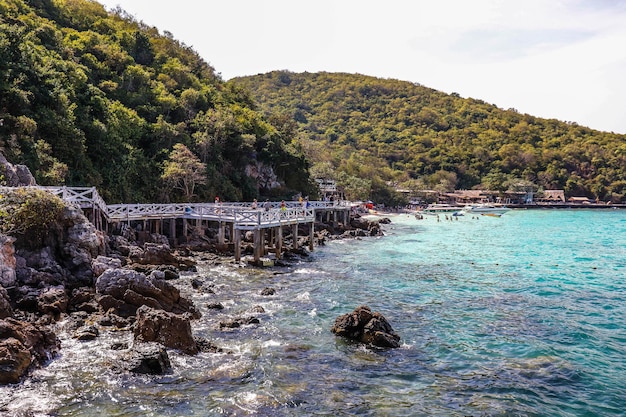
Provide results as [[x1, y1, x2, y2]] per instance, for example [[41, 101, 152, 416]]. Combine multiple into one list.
[[233, 71, 626, 204], [0, 0, 313, 203]]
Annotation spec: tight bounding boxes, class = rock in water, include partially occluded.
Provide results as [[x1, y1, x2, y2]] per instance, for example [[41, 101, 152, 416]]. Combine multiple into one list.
[[0, 318, 60, 384], [121, 342, 171, 375], [133, 305, 198, 354], [330, 305, 401, 348], [95, 268, 200, 318]]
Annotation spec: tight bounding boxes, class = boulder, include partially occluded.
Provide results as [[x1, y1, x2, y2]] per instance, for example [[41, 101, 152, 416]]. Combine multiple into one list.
[[350, 217, 372, 231], [330, 305, 401, 348], [36, 286, 68, 318], [92, 256, 122, 278], [219, 316, 260, 329], [61, 206, 106, 287], [12, 205, 104, 289], [0, 153, 36, 187], [0, 337, 31, 384], [95, 268, 200, 318], [0, 234, 17, 288], [73, 325, 99, 341], [121, 342, 171, 375], [0, 318, 60, 384], [349, 217, 385, 237], [132, 243, 179, 266], [0, 287, 12, 319], [15, 247, 64, 287], [133, 305, 198, 354], [195, 337, 223, 353], [260, 287, 276, 296], [68, 287, 99, 314]]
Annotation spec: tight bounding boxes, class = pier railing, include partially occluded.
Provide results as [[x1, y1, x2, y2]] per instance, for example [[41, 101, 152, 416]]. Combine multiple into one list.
[[6, 186, 109, 216], [3, 186, 347, 231]]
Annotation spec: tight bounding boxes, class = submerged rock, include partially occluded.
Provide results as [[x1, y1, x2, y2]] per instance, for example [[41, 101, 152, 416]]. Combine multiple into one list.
[[219, 316, 260, 329], [260, 287, 276, 296], [73, 324, 99, 341], [331, 305, 401, 348]]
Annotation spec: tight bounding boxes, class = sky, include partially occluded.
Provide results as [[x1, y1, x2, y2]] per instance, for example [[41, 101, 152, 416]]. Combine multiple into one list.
[[97, 0, 626, 134]]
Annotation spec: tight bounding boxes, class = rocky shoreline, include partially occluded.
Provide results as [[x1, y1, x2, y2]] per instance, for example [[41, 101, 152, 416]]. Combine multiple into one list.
[[0, 190, 389, 385]]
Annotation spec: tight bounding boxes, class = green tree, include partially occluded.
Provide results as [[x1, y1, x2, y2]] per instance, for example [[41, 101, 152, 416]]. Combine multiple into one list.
[[161, 143, 206, 201]]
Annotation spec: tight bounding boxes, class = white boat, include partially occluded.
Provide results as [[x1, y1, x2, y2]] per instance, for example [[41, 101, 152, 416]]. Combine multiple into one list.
[[461, 204, 511, 216], [420, 204, 463, 216]]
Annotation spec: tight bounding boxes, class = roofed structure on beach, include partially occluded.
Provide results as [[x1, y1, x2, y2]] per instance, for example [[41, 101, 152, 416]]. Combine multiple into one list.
[[536, 190, 565, 203], [443, 190, 497, 204], [568, 196, 592, 204]]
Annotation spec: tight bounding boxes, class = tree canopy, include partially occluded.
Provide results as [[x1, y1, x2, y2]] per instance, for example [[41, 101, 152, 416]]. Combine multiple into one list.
[[233, 71, 626, 203], [0, 0, 315, 203]]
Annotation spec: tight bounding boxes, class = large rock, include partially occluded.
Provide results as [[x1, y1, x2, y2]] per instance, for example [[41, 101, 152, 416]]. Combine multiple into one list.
[[91, 256, 122, 278], [132, 243, 179, 266], [14, 205, 105, 289], [95, 269, 200, 318], [245, 161, 282, 190], [134, 305, 198, 354], [36, 286, 69, 318], [121, 342, 171, 375], [0, 153, 36, 187], [61, 206, 106, 287], [12, 285, 69, 318], [350, 217, 383, 236], [0, 318, 60, 384], [0, 234, 17, 288], [0, 337, 31, 384], [331, 305, 401, 348], [0, 287, 12, 319]]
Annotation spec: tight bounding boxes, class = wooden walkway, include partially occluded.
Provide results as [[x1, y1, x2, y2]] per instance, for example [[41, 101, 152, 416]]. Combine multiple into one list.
[[30, 186, 351, 263]]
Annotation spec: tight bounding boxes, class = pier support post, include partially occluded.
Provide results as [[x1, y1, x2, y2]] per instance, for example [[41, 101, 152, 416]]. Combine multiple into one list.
[[292, 224, 299, 250], [253, 229, 262, 262], [234, 229, 241, 262], [218, 222, 225, 245], [275, 226, 283, 259], [309, 221, 314, 251], [170, 218, 176, 240]]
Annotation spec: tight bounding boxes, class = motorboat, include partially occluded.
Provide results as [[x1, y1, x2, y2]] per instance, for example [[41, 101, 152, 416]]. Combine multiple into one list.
[[461, 204, 511, 216], [420, 204, 463, 216]]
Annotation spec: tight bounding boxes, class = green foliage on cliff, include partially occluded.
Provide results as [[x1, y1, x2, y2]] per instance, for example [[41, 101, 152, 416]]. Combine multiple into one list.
[[0, 187, 65, 246], [0, 0, 314, 202], [233, 71, 626, 203]]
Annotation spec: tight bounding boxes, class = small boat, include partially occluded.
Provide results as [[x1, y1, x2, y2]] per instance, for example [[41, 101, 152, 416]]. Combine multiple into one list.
[[461, 204, 511, 216]]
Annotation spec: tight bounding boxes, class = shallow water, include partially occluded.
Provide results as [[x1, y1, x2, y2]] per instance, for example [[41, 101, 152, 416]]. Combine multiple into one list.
[[2, 209, 626, 416]]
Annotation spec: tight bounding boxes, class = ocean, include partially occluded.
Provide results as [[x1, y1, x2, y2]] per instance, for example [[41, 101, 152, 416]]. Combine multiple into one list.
[[2, 209, 626, 416]]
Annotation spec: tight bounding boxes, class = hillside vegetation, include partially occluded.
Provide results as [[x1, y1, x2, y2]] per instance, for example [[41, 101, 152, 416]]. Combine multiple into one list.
[[0, 0, 314, 203], [233, 71, 626, 204]]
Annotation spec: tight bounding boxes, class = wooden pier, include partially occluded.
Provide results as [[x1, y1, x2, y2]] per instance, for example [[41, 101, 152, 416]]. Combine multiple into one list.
[[32, 186, 351, 264]]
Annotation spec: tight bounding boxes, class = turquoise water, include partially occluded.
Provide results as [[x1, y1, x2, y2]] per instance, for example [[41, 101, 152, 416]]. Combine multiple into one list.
[[2, 209, 626, 416]]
